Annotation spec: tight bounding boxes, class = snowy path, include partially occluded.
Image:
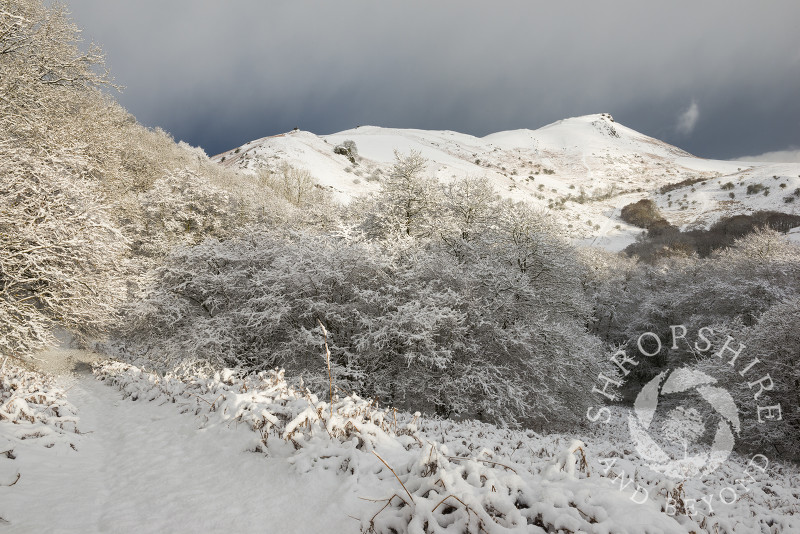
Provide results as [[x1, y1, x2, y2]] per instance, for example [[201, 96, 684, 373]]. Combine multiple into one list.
[[6, 361, 798, 533], [2, 376, 359, 533]]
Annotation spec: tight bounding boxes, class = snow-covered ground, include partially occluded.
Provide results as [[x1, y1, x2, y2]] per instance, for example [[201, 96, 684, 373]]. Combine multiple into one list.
[[213, 114, 800, 250], [654, 163, 800, 229], [1, 359, 354, 533], [3, 356, 798, 533]]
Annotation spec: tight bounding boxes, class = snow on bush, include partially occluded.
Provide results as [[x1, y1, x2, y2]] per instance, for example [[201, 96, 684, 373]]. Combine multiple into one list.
[[94, 360, 712, 533], [117, 223, 609, 429], [423, 414, 800, 534], [693, 297, 800, 459], [0, 150, 128, 358], [0, 363, 79, 525], [94, 360, 416, 455], [0, 362, 79, 438], [585, 229, 800, 459]]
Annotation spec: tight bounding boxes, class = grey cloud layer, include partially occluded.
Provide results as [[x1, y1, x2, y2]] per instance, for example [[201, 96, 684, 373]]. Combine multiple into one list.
[[67, 0, 800, 159]]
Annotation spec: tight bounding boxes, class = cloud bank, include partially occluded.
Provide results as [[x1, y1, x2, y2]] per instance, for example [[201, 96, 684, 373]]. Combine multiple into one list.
[[735, 149, 800, 163], [64, 0, 800, 160]]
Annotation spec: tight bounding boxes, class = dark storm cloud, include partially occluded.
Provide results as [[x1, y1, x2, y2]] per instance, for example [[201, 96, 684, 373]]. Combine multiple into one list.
[[65, 0, 800, 159]]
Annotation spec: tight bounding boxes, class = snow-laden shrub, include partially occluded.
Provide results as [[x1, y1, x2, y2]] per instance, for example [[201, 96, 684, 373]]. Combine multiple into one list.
[[257, 162, 329, 207], [0, 362, 78, 434], [692, 297, 800, 459], [117, 162, 607, 430], [592, 228, 800, 366], [117, 226, 606, 430], [93, 360, 407, 452], [334, 140, 358, 164], [122, 168, 235, 257]]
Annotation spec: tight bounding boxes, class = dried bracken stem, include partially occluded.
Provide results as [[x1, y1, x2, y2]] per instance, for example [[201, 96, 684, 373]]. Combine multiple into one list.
[[432, 495, 489, 533], [576, 446, 590, 476], [317, 319, 333, 420], [302, 390, 333, 440], [432, 493, 470, 512], [358, 495, 407, 504], [426, 442, 437, 464], [4, 473, 20, 486], [361, 494, 409, 533], [446, 456, 518, 474], [185, 392, 224, 410], [372, 450, 414, 504]]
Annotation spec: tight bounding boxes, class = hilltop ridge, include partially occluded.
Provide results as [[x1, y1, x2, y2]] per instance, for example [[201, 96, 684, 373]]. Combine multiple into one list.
[[213, 114, 800, 250]]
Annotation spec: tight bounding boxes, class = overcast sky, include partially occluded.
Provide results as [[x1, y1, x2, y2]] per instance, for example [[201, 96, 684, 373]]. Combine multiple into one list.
[[65, 1, 799, 160]]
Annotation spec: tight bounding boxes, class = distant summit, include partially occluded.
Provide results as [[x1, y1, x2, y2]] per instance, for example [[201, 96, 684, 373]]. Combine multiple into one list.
[[213, 115, 800, 251]]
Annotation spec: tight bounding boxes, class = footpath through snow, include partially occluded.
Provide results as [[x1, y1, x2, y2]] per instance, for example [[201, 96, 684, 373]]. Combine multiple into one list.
[[2, 355, 798, 533], [1, 368, 354, 533]]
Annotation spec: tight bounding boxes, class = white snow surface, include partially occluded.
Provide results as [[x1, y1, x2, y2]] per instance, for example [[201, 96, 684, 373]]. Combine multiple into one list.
[[0, 367, 352, 533], [213, 114, 800, 250], [3, 359, 798, 533]]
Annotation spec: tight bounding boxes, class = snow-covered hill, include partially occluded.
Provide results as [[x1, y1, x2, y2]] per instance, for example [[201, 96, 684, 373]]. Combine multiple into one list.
[[213, 114, 800, 251]]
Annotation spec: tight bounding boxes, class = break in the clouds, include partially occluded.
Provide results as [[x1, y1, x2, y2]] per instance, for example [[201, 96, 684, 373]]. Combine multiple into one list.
[[735, 149, 800, 163], [64, 0, 800, 160], [676, 101, 699, 136]]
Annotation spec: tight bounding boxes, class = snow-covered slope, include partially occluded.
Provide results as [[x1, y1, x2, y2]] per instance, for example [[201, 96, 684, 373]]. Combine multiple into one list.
[[213, 115, 800, 250], [654, 162, 800, 229]]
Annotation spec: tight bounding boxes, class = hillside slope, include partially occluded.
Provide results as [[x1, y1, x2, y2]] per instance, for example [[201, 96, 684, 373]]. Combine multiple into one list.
[[213, 115, 800, 250]]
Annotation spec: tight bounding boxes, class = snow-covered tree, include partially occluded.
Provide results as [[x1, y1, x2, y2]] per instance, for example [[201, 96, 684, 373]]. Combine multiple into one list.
[[0, 0, 114, 153], [438, 175, 500, 257], [0, 149, 127, 359], [588, 228, 800, 384], [119, 224, 608, 430], [693, 296, 800, 459], [369, 150, 441, 238], [259, 163, 324, 207], [0, 1, 134, 359]]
